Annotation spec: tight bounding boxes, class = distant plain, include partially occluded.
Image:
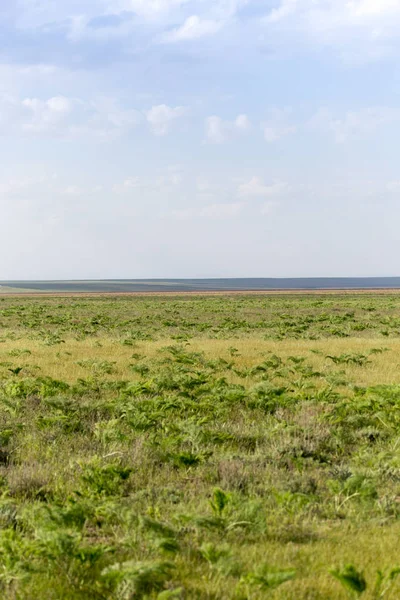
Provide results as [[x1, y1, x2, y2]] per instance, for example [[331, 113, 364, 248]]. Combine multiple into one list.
[[3, 278, 400, 293]]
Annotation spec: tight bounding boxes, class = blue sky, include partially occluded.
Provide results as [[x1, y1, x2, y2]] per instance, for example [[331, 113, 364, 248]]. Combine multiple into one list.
[[1, 0, 400, 279]]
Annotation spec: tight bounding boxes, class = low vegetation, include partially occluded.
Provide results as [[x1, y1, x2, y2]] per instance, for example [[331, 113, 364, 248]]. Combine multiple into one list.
[[0, 293, 400, 598]]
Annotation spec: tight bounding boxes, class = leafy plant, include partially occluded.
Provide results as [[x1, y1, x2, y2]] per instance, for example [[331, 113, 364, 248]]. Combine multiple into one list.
[[373, 568, 400, 598], [330, 564, 367, 596], [210, 488, 230, 517], [241, 564, 296, 590], [102, 560, 175, 599]]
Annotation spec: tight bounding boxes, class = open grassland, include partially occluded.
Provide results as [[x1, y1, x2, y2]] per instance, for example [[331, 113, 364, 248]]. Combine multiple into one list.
[[2, 294, 400, 598]]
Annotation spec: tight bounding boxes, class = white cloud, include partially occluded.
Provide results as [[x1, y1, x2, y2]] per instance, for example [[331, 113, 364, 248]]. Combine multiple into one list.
[[235, 114, 251, 131], [14, 0, 244, 37], [113, 0, 247, 20], [261, 108, 296, 142], [11, 0, 400, 65], [0, 93, 144, 138], [205, 114, 251, 143], [172, 201, 245, 219], [67, 14, 137, 42], [107, 0, 190, 19], [201, 202, 244, 218], [346, 0, 400, 18], [238, 177, 288, 198], [146, 104, 186, 135], [309, 106, 400, 142], [0, 94, 75, 136], [164, 165, 184, 186], [45, 96, 72, 114], [266, 0, 400, 25], [91, 97, 142, 130], [266, 0, 298, 23], [205, 116, 226, 144], [0, 174, 51, 196], [113, 166, 183, 194], [63, 185, 83, 196], [164, 15, 222, 42], [21, 96, 73, 133], [112, 177, 142, 193], [264, 0, 400, 62]]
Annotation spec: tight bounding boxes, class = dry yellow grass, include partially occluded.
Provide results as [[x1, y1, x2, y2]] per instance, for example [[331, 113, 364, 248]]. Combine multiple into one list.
[[1, 336, 399, 387]]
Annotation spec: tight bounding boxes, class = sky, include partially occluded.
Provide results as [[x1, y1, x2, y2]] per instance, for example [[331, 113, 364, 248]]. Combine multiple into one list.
[[1, 0, 400, 279]]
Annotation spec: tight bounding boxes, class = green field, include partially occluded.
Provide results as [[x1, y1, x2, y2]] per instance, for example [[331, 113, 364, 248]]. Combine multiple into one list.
[[2, 293, 400, 598]]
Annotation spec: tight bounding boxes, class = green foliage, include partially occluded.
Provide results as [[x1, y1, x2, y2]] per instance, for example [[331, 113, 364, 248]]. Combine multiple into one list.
[[373, 568, 400, 599], [77, 359, 116, 375], [80, 460, 132, 496], [102, 560, 175, 599], [330, 564, 367, 595], [0, 293, 400, 598], [326, 353, 371, 366], [241, 564, 296, 590], [330, 564, 400, 598], [210, 488, 230, 517]]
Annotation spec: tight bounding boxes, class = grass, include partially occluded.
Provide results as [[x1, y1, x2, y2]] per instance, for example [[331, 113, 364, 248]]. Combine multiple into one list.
[[1, 293, 400, 598]]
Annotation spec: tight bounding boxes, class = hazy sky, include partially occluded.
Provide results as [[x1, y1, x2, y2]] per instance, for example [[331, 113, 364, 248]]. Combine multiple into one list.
[[1, 0, 400, 279]]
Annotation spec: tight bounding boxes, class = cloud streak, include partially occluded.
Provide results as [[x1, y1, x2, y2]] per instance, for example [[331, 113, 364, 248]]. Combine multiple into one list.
[[163, 15, 223, 42], [172, 201, 245, 219], [238, 177, 289, 198]]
